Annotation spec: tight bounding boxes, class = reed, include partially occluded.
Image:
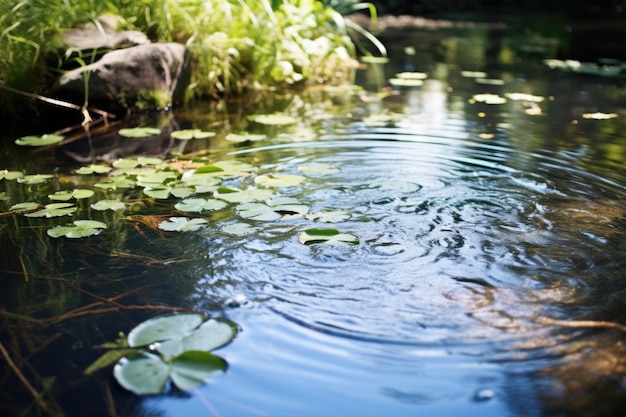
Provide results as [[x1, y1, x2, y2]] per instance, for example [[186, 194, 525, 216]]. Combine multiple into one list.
[[0, 0, 384, 108]]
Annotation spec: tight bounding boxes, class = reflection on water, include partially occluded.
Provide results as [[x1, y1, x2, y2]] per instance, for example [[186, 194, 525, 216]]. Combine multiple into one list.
[[1, 16, 626, 417]]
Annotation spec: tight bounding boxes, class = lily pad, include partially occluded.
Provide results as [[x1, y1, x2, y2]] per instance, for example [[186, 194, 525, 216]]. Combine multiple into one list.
[[214, 186, 274, 203], [90, 199, 126, 211], [15, 134, 64, 146], [49, 189, 95, 201], [127, 312, 206, 347], [118, 127, 161, 138], [16, 174, 54, 185], [113, 352, 170, 395], [25, 203, 77, 218], [298, 228, 359, 245], [9, 202, 40, 212], [169, 351, 227, 390], [47, 220, 107, 238], [158, 216, 208, 232], [0, 170, 24, 180], [156, 319, 237, 359], [175, 198, 227, 213], [236, 197, 308, 221], [76, 164, 112, 175], [171, 129, 216, 140]]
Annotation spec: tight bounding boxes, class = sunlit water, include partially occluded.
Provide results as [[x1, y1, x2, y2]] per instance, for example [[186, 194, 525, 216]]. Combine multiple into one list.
[[1, 18, 626, 417]]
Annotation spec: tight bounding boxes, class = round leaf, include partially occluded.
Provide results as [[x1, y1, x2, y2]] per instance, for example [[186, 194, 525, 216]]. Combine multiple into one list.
[[118, 127, 161, 138], [15, 134, 64, 146], [157, 319, 237, 359], [170, 351, 227, 391], [127, 312, 206, 347], [158, 217, 208, 232], [113, 352, 170, 395]]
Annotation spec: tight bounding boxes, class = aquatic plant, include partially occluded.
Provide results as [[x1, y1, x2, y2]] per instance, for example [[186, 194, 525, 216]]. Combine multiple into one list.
[[0, 0, 384, 115], [86, 312, 238, 395]]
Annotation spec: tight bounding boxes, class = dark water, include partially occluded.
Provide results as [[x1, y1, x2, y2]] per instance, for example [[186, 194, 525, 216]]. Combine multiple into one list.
[[1, 17, 626, 417]]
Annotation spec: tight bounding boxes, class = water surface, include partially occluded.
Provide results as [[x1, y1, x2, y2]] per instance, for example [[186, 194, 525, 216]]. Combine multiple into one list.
[[1, 17, 626, 417]]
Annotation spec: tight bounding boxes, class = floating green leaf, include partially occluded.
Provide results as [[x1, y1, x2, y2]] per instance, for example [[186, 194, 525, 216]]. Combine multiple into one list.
[[158, 216, 208, 232], [113, 352, 170, 395], [237, 197, 308, 221], [299, 228, 359, 245], [169, 351, 227, 390], [90, 200, 126, 211], [254, 173, 305, 187], [156, 319, 237, 359], [49, 189, 95, 201], [128, 312, 206, 347], [9, 202, 40, 212], [94, 176, 136, 190], [225, 132, 267, 143], [76, 164, 112, 175], [172, 129, 216, 140], [1, 170, 24, 180], [47, 220, 107, 238], [16, 174, 54, 185], [15, 134, 64, 146], [214, 186, 274, 203], [175, 198, 227, 213], [118, 127, 161, 138], [25, 202, 77, 218]]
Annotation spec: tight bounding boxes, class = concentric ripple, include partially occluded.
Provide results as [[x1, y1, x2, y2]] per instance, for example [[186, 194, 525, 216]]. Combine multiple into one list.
[[193, 132, 626, 358]]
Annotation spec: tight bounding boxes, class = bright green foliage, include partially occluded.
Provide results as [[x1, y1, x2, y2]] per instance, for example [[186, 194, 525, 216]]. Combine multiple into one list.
[[0, 0, 383, 108], [24, 203, 77, 218], [171, 129, 216, 140], [158, 216, 208, 232], [118, 127, 161, 138], [0, 170, 24, 180], [49, 189, 95, 201], [298, 227, 359, 245], [86, 313, 237, 395], [47, 220, 108, 238], [90, 199, 126, 211], [15, 134, 64, 146]]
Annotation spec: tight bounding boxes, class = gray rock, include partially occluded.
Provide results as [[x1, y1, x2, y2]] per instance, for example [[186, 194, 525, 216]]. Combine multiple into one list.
[[51, 43, 190, 114]]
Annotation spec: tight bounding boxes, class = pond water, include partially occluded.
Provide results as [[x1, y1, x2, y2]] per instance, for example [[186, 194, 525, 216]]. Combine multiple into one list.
[[2, 15, 626, 417]]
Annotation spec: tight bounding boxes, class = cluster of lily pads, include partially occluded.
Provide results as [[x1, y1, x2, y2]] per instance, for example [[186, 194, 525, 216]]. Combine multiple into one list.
[[85, 312, 237, 395], [3, 120, 359, 245]]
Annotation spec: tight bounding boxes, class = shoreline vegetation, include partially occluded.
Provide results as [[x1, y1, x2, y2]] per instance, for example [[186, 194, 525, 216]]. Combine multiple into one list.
[[0, 0, 384, 124]]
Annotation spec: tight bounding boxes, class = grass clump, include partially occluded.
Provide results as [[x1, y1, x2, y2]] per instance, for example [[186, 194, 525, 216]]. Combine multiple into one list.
[[0, 0, 384, 112]]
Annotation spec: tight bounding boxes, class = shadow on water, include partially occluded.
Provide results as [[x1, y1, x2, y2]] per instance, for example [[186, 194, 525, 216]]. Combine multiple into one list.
[[1, 14, 626, 417]]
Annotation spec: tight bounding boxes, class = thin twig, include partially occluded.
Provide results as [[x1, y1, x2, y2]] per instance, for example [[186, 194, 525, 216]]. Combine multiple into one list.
[[0, 342, 49, 413]]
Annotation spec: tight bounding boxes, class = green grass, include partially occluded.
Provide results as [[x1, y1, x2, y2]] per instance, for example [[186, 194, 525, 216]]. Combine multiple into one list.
[[0, 0, 384, 110]]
